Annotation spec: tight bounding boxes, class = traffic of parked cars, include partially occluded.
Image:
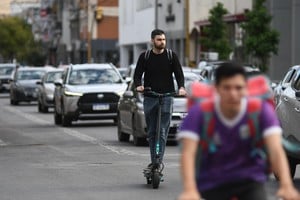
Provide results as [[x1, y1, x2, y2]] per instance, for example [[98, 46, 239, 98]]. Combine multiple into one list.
[[2, 61, 299, 175]]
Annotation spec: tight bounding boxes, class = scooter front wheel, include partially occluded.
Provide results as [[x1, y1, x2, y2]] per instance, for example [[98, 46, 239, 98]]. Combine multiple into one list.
[[152, 170, 160, 189], [146, 177, 152, 184]]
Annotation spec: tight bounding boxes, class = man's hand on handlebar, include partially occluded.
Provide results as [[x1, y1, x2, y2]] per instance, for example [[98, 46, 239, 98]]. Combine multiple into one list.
[[179, 87, 187, 96], [136, 86, 144, 92]]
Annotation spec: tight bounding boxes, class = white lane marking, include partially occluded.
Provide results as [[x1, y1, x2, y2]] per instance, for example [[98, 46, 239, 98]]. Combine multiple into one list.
[[3, 106, 142, 156], [0, 139, 7, 146]]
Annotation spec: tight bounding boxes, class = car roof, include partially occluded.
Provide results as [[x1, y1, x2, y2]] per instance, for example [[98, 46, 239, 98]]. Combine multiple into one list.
[[70, 63, 115, 70], [289, 65, 300, 70], [0, 63, 16, 67], [17, 67, 47, 71]]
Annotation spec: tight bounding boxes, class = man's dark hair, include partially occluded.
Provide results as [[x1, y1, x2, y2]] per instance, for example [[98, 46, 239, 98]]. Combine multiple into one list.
[[215, 62, 246, 85], [151, 29, 165, 39]]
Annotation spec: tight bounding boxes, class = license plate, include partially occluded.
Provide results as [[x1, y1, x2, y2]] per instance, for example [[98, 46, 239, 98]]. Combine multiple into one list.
[[92, 104, 109, 110]]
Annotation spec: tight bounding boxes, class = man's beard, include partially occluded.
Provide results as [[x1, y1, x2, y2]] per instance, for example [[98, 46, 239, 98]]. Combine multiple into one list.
[[154, 43, 165, 50]]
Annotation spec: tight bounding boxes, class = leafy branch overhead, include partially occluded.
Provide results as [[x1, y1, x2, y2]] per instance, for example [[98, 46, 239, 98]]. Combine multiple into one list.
[[241, 0, 279, 72], [200, 2, 232, 60], [0, 17, 46, 65]]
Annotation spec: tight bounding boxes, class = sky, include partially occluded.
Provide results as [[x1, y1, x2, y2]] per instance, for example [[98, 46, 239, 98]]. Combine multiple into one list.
[[0, 0, 11, 15]]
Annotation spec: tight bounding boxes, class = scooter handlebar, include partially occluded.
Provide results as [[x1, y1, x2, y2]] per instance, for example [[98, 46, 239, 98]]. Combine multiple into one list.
[[139, 87, 176, 97]]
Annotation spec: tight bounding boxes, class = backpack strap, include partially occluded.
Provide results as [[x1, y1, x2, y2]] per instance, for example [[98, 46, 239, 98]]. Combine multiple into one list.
[[144, 49, 151, 61], [166, 48, 173, 64], [247, 98, 267, 160], [199, 99, 217, 153], [144, 48, 173, 65]]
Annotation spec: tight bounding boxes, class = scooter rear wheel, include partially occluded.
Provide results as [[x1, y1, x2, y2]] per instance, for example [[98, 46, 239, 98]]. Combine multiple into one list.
[[146, 177, 152, 184], [152, 170, 160, 189]]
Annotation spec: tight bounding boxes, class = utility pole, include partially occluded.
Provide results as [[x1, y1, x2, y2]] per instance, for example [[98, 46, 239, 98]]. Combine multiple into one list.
[[155, 0, 158, 29], [185, 0, 190, 66]]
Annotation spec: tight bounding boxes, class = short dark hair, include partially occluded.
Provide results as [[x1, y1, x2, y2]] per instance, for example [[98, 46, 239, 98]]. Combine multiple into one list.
[[151, 29, 165, 39], [215, 62, 246, 85]]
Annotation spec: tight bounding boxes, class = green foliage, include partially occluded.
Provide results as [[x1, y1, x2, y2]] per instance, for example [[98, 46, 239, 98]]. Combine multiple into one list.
[[200, 2, 232, 60], [241, 0, 279, 72], [0, 16, 46, 65]]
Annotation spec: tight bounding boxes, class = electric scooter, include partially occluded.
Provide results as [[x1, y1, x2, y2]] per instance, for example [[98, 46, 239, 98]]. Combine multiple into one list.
[[142, 87, 175, 189]]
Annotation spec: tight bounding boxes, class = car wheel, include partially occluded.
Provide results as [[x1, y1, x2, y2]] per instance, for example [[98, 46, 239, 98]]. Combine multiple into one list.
[[10, 98, 15, 105], [133, 136, 146, 146], [62, 114, 72, 127], [61, 105, 72, 127], [117, 115, 130, 142], [38, 101, 42, 112], [54, 106, 62, 125], [43, 106, 49, 113], [132, 115, 147, 146]]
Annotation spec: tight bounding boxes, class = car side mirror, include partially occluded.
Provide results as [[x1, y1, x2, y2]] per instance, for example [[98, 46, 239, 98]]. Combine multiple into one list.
[[296, 91, 300, 99], [36, 80, 42, 85], [54, 79, 63, 87], [125, 77, 132, 83], [123, 91, 134, 98], [282, 82, 289, 90]]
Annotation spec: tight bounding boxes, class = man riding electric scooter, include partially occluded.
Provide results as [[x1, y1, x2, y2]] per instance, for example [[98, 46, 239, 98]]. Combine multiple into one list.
[[134, 29, 186, 188]]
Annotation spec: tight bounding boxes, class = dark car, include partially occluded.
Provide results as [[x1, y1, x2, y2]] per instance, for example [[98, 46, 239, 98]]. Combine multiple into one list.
[[53, 63, 127, 126], [10, 67, 47, 105], [275, 66, 300, 178], [37, 68, 64, 113], [117, 71, 203, 146]]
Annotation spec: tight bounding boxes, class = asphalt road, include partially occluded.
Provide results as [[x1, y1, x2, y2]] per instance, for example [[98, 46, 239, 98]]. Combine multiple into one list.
[[0, 93, 299, 200]]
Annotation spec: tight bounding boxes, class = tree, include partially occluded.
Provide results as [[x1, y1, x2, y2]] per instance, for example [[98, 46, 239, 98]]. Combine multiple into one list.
[[200, 2, 232, 60], [241, 0, 279, 72], [0, 16, 46, 65]]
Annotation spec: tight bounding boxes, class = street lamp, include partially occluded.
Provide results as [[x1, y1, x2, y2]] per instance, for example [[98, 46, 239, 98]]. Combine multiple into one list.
[[87, 5, 103, 63]]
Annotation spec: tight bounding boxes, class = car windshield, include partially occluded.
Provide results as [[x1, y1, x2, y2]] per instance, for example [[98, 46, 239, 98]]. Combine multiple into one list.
[[68, 68, 122, 85], [0, 66, 14, 75], [45, 71, 62, 83], [17, 70, 45, 80]]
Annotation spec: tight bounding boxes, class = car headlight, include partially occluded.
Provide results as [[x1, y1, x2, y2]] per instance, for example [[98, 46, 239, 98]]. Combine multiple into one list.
[[117, 90, 125, 97], [64, 91, 83, 96]]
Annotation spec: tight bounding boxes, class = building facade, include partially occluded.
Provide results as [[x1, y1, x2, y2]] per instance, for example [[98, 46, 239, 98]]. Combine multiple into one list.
[[119, 0, 252, 69], [266, 0, 300, 80]]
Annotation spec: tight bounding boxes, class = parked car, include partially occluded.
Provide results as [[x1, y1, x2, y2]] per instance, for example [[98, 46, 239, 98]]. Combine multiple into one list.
[[53, 63, 127, 126], [274, 65, 300, 105], [37, 68, 64, 113], [0, 63, 17, 92], [117, 71, 203, 146], [199, 64, 261, 83], [117, 67, 128, 79], [275, 66, 300, 178], [10, 67, 47, 105]]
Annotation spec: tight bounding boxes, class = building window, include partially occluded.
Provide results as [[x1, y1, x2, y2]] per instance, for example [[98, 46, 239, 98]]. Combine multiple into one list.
[[136, 0, 153, 11]]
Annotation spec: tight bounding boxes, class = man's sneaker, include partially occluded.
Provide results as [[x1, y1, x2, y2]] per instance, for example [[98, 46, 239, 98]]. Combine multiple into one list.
[[143, 163, 153, 174]]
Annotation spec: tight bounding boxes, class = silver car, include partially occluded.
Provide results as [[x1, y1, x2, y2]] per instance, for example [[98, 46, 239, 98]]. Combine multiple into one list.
[[10, 67, 46, 105], [0, 63, 16, 92], [275, 66, 300, 178], [117, 71, 203, 146], [37, 68, 64, 113], [53, 63, 127, 126]]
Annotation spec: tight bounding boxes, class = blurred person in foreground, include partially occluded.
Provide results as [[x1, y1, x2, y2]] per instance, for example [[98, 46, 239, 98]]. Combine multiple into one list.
[[177, 62, 300, 200]]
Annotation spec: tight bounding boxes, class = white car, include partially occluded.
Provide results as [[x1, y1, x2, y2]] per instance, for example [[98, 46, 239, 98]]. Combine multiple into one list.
[[37, 68, 64, 112], [53, 63, 128, 126]]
